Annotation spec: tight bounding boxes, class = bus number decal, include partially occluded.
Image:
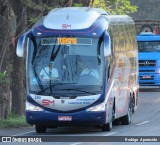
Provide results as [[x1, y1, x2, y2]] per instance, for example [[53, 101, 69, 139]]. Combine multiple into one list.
[[35, 95, 41, 99]]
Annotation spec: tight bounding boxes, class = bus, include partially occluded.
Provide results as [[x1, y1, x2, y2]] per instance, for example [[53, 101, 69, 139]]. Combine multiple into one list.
[[135, 20, 160, 86], [16, 7, 138, 133]]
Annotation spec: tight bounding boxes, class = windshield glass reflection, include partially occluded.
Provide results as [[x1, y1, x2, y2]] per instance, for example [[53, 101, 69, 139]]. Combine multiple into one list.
[[28, 36, 104, 95]]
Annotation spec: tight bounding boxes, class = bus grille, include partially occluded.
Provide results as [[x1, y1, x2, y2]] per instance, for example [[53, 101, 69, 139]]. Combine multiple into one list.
[[139, 70, 155, 72], [139, 60, 156, 66], [139, 76, 154, 80]]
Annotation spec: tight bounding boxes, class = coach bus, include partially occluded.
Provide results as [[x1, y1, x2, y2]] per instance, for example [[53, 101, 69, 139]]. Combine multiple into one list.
[[16, 7, 138, 133]]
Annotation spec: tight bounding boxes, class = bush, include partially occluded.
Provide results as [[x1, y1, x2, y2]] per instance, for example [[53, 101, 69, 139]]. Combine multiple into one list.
[[0, 115, 29, 128]]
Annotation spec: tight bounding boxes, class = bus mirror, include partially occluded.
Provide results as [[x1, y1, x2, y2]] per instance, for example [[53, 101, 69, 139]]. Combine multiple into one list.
[[104, 32, 111, 57], [16, 31, 30, 57]]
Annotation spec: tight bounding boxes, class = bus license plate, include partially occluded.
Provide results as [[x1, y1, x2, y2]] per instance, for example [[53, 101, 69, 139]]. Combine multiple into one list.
[[58, 116, 72, 121]]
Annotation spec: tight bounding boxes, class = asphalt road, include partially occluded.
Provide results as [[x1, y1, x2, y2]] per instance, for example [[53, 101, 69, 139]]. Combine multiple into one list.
[[1, 87, 160, 145]]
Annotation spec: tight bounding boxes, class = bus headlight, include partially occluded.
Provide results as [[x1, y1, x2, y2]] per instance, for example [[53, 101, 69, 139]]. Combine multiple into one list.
[[26, 101, 43, 111], [86, 102, 106, 112]]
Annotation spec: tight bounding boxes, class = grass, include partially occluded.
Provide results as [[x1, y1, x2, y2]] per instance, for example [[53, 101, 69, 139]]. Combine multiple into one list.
[[0, 115, 30, 128]]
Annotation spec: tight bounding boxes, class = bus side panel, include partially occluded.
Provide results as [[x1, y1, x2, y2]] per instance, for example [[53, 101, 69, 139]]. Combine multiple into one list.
[[109, 23, 138, 119]]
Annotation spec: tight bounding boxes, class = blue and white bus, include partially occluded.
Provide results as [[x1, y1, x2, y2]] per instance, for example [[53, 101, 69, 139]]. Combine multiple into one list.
[[16, 7, 138, 133]]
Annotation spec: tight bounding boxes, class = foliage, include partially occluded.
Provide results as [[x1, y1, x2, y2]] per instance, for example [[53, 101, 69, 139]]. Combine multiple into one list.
[[22, 0, 49, 11], [28, 16, 42, 24], [90, 0, 106, 9], [0, 63, 12, 86], [90, 0, 137, 15], [73, 3, 83, 7], [0, 71, 7, 81], [108, 0, 137, 14], [0, 115, 29, 128]]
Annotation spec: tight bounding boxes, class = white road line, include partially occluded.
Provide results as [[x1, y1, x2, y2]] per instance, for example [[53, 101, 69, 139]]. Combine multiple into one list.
[[13, 130, 35, 136], [103, 132, 118, 136], [69, 132, 118, 145], [70, 142, 82, 145], [136, 121, 150, 126]]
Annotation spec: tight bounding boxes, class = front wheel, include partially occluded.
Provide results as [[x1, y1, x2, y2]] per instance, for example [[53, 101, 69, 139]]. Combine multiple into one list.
[[101, 109, 113, 131], [35, 125, 46, 133], [101, 120, 112, 131]]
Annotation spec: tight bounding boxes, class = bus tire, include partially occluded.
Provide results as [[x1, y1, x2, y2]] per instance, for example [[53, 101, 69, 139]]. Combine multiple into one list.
[[113, 119, 120, 125], [121, 97, 132, 125], [131, 94, 135, 114], [101, 121, 112, 131], [101, 108, 113, 131], [35, 125, 46, 133]]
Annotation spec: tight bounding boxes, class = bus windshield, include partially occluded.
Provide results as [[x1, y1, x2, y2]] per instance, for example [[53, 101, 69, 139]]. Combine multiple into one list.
[[28, 36, 104, 96], [138, 41, 160, 52]]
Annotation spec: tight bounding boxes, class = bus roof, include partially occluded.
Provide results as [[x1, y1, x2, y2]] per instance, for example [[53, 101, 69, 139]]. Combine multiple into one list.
[[43, 7, 109, 30], [32, 7, 134, 37]]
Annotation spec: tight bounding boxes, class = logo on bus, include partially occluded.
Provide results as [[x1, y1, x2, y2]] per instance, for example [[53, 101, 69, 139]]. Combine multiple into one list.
[[62, 24, 71, 29], [144, 61, 149, 66], [42, 99, 55, 106]]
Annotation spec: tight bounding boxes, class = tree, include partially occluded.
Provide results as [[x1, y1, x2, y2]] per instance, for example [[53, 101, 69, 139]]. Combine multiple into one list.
[[10, 0, 28, 116], [67, 0, 73, 7], [106, 0, 138, 15], [89, 0, 137, 14], [0, 0, 12, 119], [8, 0, 55, 116], [9, 0, 53, 116]]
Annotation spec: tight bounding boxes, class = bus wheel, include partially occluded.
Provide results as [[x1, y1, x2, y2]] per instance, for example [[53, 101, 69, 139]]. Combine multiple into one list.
[[131, 95, 135, 114], [35, 125, 46, 133], [101, 120, 112, 131], [113, 119, 120, 125], [101, 105, 115, 131], [121, 99, 131, 125]]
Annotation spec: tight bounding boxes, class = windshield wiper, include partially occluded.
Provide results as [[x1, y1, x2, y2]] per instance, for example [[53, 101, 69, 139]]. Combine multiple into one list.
[[36, 83, 76, 95], [57, 88, 98, 95], [37, 83, 62, 95]]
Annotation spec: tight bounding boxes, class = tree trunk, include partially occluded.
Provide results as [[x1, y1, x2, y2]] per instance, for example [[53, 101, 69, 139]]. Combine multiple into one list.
[[0, 0, 12, 119], [10, 0, 27, 115], [68, 0, 73, 7], [89, 0, 94, 7], [83, 0, 90, 6]]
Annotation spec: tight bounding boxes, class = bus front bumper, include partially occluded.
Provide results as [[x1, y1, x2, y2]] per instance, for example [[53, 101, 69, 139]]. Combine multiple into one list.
[[26, 110, 106, 126]]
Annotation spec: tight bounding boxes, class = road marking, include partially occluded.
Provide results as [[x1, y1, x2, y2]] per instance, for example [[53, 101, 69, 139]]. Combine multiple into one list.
[[13, 130, 35, 136], [70, 142, 82, 145], [136, 121, 149, 126], [103, 132, 118, 136]]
